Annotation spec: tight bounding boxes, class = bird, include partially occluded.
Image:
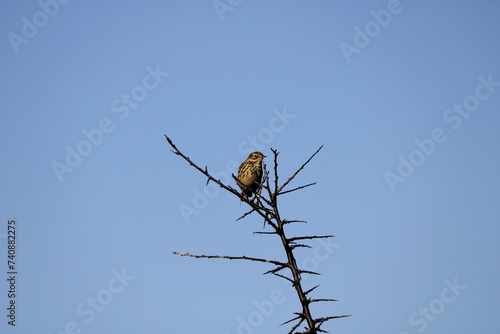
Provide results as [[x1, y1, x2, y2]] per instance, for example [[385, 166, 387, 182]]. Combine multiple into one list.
[[237, 151, 265, 197]]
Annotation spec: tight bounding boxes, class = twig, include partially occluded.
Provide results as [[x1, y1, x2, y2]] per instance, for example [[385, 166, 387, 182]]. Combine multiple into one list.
[[253, 231, 277, 235], [310, 298, 338, 303], [236, 208, 256, 222], [278, 182, 317, 196], [271, 272, 294, 284], [288, 235, 334, 242], [173, 252, 288, 267], [272, 148, 280, 197]]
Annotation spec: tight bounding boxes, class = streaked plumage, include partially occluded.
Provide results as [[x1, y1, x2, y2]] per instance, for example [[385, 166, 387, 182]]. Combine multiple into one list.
[[237, 152, 265, 197]]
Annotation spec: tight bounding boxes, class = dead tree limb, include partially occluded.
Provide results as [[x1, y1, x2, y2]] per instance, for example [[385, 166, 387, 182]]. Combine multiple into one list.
[[166, 135, 349, 333]]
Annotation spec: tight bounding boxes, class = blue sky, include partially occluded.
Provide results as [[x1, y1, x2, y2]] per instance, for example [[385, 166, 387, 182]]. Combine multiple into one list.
[[1, 1, 499, 333]]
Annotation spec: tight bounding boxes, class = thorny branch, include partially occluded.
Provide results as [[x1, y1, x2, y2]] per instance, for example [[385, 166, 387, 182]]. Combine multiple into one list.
[[165, 135, 349, 333], [173, 252, 289, 267]]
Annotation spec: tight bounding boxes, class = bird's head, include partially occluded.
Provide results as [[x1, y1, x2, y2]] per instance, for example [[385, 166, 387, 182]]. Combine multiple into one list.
[[248, 152, 266, 161]]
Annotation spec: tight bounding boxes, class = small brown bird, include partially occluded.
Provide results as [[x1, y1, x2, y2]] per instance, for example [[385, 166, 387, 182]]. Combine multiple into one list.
[[237, 152, 265, 197]]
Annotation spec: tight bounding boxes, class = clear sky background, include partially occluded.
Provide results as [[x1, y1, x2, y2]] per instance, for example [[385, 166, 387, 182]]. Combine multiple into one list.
[[1, 1, 499, 333]]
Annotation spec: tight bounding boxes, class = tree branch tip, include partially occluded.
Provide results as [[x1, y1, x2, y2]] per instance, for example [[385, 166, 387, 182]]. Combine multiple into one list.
[[291, 244, 312, 249], [279, 313, 303, 326], [310, 298, 338, 303], [299, 269, 321, 275], [304, 284, 321, 295], [314, 315, 351, 323], [253, 231, 276, 235], [283, 219, 307, 225]]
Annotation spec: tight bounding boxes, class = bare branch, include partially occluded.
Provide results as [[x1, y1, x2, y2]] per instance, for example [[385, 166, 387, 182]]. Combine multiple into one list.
[[288, 318, 306, 334], [310, 298, 338, 303], [280, 312, 303, 326], [236, 208, 256, 221], [271, 148, 280, 196], [277, 145, 323, 194], [314, 315, 351, 324], [299, 269, 320, 276], [253, 231, 277, 235], [288, 235, 334, 242], [271, 272, 294, 284], [264, 265, 288, 275], [283, 219, 307, 225], [166, 136, 241, 198], [290, 244, 312, 250], [173, 252, 288, 267], [304, 284, 320, 296], [278, 182, 317, 196]]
